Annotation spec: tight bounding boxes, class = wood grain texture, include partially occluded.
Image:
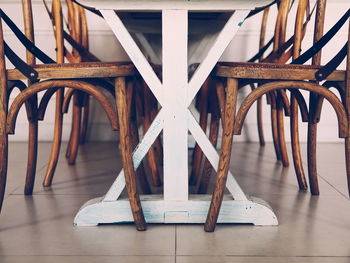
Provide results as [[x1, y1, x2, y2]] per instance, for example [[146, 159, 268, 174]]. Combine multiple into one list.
[[115, 77, 146, 231], [214, 63, 345, 81], [6, 80, 118, 134], [67, 93, 82, 165], [198, 95, 220, 194], [306, 0, 327, 194], [345, 20, 350, 197], [42, 0, 65, 187], [7, 62, 137, 80], [269, 91, 282, 161], [205, 78, 239, 232], [0, 17, 8, 212], [289, 0, 309, 194], [22, 0, 38, 195], [235, 81, 348, 138], [277, 92, 289, 167], [128, 83, 151, 195], [190, 79, 209, 186]]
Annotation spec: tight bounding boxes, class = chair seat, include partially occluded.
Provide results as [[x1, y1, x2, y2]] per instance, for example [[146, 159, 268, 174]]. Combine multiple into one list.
[[214, 62, 345, 81], [7, 61, 138, 80]]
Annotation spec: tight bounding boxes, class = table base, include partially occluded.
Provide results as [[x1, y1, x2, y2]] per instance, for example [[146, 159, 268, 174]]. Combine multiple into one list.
[[74, 195, 278, 226]]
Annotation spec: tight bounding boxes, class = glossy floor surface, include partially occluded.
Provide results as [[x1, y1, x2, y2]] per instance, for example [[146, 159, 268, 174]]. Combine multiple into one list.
[[0, 142, 349, 263]]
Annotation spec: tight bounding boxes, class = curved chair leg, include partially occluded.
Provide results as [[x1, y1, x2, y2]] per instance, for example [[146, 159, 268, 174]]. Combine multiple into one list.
[[24, 92, 38, 195], [115, 77, 146, 231], [257, 96, 265, 146], [0, 132, 8, 212], [79, 94, 89, 144], [277, 93, 289, 167], [270, 92, 282, 161], [65, 126, 73, 159], [250, 84, 265, 147], [0, 109, 8, 212], [198, 110, 220, 194], [290, 95, 310, 194], [128, 83, 151, 194], [307, 121, 318, 192], [24, 118, 38, 195], [67, 94, 81, 165], [143, 83, 161, 187], [42, 89, 64, 187], [306, 93, 320, 192], [189, 79, 209, 186], [205, 78, 238, 232], [345, 137, 350, 197]]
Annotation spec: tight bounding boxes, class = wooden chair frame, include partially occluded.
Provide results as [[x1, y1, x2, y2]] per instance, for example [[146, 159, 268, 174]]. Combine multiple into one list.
[[204, 5, 350, 231], [0, 0, 148, 231]]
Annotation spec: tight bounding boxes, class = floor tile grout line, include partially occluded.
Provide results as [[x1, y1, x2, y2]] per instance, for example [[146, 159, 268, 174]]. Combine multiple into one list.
[[300, 159, 349, 200], [317, 174, 349, 199], [175, 255, 350, 258]]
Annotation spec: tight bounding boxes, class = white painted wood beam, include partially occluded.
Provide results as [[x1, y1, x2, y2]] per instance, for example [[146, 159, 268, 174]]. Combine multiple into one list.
[[101, 10, 164, 105], [103, 110, 165, 201], [162, 9, 189, 201], [187, 10, 249, 106]]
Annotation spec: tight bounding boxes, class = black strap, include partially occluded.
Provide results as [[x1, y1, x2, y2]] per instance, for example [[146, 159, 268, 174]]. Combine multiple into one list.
[[248, 38, 274, 62], [3, 41, 38, 81], [0, 9, 55, 64], [263, 0, 317, 63], [315, 41, 348, 81], [246, 0, 280, 19], [63, 31, 99, 61], [247, 0, 303, 63], [42, 1, 100, 62], [292, 8, 350, 65], [71, 0, 103, 17]]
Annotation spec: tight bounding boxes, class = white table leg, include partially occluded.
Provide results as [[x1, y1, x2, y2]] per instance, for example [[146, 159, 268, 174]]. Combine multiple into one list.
[[162, 9, 189, 201], [187, 10, 249, 105], [74, 8, 278, 227]]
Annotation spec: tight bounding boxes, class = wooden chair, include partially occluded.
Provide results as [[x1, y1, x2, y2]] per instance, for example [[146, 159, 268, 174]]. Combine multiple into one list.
[[42, 0, 162, 189], [195, 0, 312, 192], [189, 0, 285, 188], [204, 2, 350, 231], [0, 0, 148, 231]]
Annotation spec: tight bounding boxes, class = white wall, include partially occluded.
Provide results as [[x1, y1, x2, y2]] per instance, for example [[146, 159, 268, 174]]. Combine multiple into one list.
[[1, 0, 349, 142]]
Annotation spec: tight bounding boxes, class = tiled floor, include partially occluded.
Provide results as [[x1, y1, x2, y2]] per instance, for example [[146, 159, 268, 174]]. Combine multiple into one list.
[[1, 142, 350, 263]]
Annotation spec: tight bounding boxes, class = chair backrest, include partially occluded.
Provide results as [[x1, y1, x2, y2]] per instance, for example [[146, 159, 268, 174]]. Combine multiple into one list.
[[52, 0, 64, 63], [0, 16, 7, 95], [312, 0, 327, 66], [65, 0, 89, 61], [45, 0, 99, 63], [21, 0, 36, 67], [273, 0, 291, 51], [293, 0, 327, 63]]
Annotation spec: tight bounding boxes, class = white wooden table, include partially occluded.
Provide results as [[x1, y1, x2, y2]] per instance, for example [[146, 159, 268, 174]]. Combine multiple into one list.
[[74, 0, 278, 226]]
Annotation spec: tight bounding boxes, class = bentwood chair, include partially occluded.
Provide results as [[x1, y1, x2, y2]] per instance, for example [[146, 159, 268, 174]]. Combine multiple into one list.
[[195, 0, 311, 193], [42, 0, 162, 188], [0, 0, 149, 231], [204, 3, 350, 232], [189, 0, 285, 188], [199, 0, 327, 194]]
